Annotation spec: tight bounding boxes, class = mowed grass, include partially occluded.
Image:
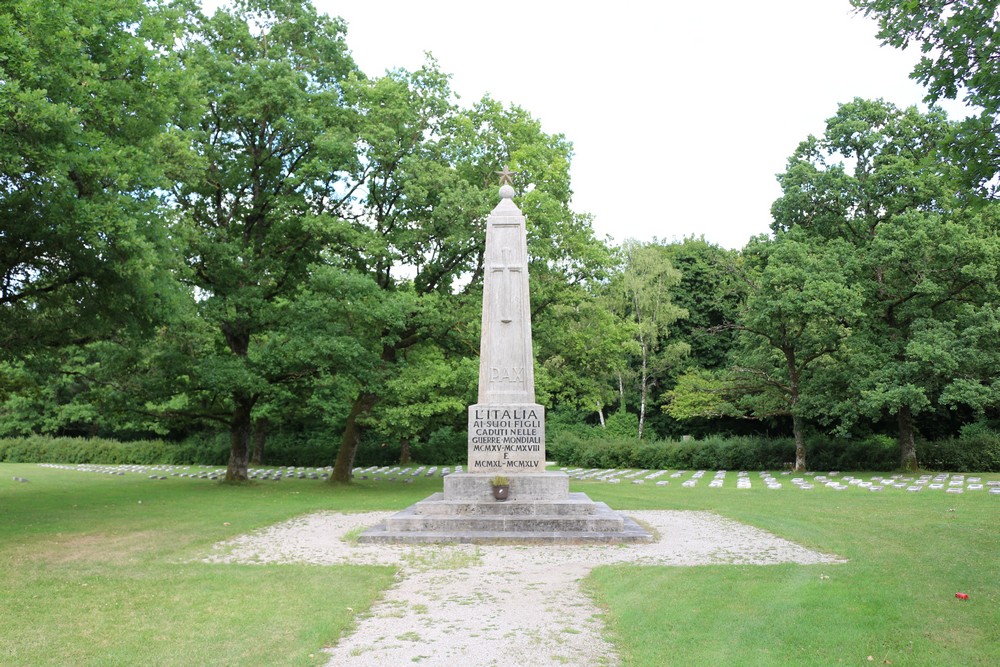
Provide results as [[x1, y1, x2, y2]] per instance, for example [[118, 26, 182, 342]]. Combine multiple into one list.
[[580, 478, 1000, 666], [0, 463, 438, 667], [2, 463, 998, 666]]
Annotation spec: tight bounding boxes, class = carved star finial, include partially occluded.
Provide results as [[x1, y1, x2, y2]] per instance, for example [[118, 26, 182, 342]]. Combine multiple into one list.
[[496, 167, 517, 186]]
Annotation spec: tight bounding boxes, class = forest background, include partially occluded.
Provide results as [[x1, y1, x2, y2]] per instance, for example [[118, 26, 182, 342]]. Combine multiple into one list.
[[2, 0, 1000, 481]]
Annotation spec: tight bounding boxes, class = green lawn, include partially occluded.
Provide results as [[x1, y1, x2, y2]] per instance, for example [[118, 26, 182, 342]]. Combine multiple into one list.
[[582, 478, 1000, 666], [2, 463, 998, 666], [0, 463, 433, 667]]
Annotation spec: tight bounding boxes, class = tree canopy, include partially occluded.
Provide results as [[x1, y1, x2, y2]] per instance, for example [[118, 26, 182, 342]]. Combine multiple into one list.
[[853, 0, 1000, 194], [2, 0, 999, 474], [0, 0, 189, 354]]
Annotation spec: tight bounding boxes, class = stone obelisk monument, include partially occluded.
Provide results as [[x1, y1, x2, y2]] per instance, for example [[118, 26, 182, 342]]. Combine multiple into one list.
[[467, 169, 545, 473], [357, 174, 651, 543]]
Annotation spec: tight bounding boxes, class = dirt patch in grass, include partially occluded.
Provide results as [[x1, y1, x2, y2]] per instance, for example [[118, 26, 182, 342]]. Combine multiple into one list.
[[18, 530, 163, 566]]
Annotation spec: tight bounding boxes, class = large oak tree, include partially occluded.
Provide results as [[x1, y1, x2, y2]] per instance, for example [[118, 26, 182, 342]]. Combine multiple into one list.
[[171, 0, 359, 480]]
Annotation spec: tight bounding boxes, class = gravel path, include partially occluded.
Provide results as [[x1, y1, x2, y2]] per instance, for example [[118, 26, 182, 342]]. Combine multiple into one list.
[[204, 511, 844, 666]]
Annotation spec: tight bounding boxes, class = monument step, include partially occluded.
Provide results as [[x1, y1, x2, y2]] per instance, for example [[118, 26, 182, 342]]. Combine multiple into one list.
[[383, 514, 626, 533], [357, 512, 653, 545], [413, 492, 598, 516]]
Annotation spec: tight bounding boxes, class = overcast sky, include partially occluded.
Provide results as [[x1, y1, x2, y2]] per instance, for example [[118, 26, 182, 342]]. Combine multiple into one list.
[[265, 1, 972, 249]]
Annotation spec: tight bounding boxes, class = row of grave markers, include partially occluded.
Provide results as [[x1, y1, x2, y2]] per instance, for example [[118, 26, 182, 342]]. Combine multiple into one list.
[[34, 463, 462, 482], [561, 467, 1000, 494], [26, 463, 1000, 493], [352, 465, 463, 481]]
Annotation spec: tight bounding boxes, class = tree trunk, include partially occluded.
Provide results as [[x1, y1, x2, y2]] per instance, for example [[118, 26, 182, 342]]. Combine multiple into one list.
[[330, 392, 376, 483], [784, 348, 806, 472], [897, 405, 918, 471], [225, 395, 254, 481], [792, 412, 806, 472], [638, 349, 648, 440], [399, 438, 411, 465], [221, 324, 253, 481], [251, 416, 268, 465], [597, 403, 606, 429]]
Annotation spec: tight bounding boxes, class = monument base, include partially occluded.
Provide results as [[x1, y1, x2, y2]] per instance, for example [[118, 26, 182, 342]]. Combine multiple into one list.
[[357, 472, 653, 544]]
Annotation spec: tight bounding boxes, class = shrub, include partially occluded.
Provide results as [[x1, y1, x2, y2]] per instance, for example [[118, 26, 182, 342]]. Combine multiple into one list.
[[918, 435, 1000, 472], [546, 427, 999, 472], [604, 410, 639, 439], [806, 435, 897, 471], [0, 436, 173, 464], [4, 427, 997, 472]]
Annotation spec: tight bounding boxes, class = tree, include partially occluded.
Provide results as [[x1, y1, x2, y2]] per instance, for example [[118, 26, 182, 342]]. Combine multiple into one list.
[[606, 240, 689, 439], [171, 0, 359, 480], [835, 209, 1000, 465], [665, 233, 862, 470], [0, 0, 190, 356], [852, 0, 1000, 194], [649, 237, 744, 438], [772, 98, 1000, 469], [729, 233, 862, 471], [368, 343, 478, 463], [322, 61, 480, 482]]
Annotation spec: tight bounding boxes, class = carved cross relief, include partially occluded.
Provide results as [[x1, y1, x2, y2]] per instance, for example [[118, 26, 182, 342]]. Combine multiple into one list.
[[491, 246, 521, 324]]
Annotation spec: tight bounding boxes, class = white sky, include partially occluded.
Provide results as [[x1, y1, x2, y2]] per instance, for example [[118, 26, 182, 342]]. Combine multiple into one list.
[[215, 1, 975, 249]]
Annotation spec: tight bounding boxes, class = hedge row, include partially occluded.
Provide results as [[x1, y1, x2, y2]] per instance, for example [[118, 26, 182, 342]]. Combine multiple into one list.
[[0, 436, 229, 466], [0, 429, 467, 468], [0, 434, 338, 467], [3, 430, 998, 472], [547, 430, 1000, 472]]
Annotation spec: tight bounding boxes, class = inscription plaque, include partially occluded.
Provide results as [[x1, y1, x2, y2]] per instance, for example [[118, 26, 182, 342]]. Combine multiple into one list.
[[467, 404, 545, 472]]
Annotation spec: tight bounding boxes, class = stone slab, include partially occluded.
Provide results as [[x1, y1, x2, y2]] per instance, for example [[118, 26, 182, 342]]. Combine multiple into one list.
[[383, 513, 625, 533], [358, 500, 652, 544], [412, 492, 598, 516], [444, 471, 568, 502]]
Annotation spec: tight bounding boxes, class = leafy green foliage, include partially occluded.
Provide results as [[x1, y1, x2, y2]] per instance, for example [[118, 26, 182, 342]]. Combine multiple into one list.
[[167, 0, 361, 479], [665, 369, 742, 421], [534, 291, 630, 419], [549, 427, 1000, 472], [734, 232, 863, 469], [662, 237, 742, 371], [0, 435, 227, 465], [606, 240, 690, 438], [666, 231, 863, 470], [0, 0, 190, 354], [853, 0, 1000, 193], [5, 2, 999, 472], [771, 98, 1000, 469]]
